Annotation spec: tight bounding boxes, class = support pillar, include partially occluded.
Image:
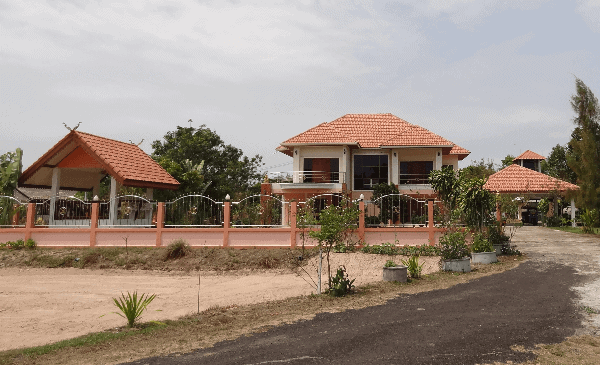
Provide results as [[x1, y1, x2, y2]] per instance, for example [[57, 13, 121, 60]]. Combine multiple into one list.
[[146, 188, 153, 200], [290, 201, 297, 248], [24, 203, 35, 241], [108, 177, 119, 226], [571, 199, 576, 228], [428, 199, 435, 245], [49, 168, 61, 225]]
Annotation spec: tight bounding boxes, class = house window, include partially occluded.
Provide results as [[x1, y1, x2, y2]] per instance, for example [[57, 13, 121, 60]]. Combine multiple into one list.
[[303, 158, 339, 183], [353, 155, 388, 190], [400, 161, 433, 184]]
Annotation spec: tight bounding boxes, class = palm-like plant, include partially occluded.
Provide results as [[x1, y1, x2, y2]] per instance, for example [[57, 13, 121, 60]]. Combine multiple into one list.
[[113, 291, 157, 328]]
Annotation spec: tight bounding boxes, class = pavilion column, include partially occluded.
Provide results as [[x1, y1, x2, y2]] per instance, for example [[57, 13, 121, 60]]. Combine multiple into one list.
[[49, 168, 61, 226], [571, 199, 576, 227], [108, 177, 120, 226], [146, 188, 153, 200]]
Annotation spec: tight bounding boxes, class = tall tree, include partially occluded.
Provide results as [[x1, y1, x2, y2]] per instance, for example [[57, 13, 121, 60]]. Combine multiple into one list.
[[566, 78, 600, 210], [461, 158, 496, 180], [152, 125, 263, 201], [0, 148, 23, 195], [541, 144, 576, 184], [500, 154, 515, 169]]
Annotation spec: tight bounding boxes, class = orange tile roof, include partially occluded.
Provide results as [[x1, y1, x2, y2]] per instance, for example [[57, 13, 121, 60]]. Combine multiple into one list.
[[280, 113, 459, 150], [484, 164, 578, 194], [75, 131, 179, 188], [19, 130, 179, 190], [449, 145, 470, 156], [514, 150, 546, 161]]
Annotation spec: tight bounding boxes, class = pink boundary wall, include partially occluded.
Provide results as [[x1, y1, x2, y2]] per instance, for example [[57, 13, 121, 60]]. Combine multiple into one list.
[[0, 202, 444, 248]]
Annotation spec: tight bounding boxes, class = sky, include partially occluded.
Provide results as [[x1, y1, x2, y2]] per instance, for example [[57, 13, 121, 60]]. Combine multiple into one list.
[[2, 0, 600, 174]]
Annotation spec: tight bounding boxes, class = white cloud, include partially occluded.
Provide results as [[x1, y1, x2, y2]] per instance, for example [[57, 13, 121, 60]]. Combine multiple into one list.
[[576, 0, 600, 32]]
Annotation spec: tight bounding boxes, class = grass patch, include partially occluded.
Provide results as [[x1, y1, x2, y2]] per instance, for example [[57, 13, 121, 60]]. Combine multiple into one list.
[[0, 254, 525, 365], [0, 246, 318, 272], [548, 226, 600, 235]]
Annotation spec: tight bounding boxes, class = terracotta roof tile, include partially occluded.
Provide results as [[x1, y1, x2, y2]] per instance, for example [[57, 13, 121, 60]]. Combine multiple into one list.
[[280, 114, 463, 153], [484, 164, 578, 194], [514, 150, 546, 161], [75, 131, 179, 187], [450, 145, 470, 155]]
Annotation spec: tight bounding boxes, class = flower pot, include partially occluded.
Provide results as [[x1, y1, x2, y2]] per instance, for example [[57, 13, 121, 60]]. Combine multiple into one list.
[[471, 251, 497, 264], [443, 258, 471, 272], [382, 265, 408, 282]]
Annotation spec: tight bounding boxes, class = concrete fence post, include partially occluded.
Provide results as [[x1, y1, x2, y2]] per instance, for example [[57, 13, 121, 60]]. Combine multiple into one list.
[[156, 202, 164, 247], [90, 202, 99, 247], [223, 200, 231, 247], [24, 203, 35, 241]]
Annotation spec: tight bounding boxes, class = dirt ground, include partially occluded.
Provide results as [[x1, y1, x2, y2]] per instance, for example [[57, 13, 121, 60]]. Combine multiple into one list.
[[0, 253, 439, 352]]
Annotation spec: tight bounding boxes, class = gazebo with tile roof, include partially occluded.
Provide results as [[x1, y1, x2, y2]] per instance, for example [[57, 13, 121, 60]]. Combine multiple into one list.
[[18, 130, 179, 225], [513, 150, 546, 173], [484, 164, 579, 226]]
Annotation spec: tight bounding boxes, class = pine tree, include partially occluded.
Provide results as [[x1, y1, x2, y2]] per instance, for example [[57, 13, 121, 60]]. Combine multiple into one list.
[[567, 78, 600, 210]]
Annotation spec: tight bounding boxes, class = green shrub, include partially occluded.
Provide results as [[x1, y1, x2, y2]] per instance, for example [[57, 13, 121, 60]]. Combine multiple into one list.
[[113, 291, 157, 328], [25, 238, 36, 249], [439, 231, 470, 260], [401, 255, 424, 278], [0, 242, 5, 248], [328, 266, 355, 297], [384, 260, 396, 268], [397, 244, 440, 256], [487, 225, 510, 245], [471, 233, 493, 253], [165, 239, 192, 260], [7, 240, 25, 250], [582, 209, 600, 234], [361, 242, 397, 255]]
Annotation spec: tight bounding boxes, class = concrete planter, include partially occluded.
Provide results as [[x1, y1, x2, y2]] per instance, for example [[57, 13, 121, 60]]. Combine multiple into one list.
[[493, 244, 503, 255], [382, 265, 408, 282], [443, 258, 471, 273], [471, 251, 498, 264]]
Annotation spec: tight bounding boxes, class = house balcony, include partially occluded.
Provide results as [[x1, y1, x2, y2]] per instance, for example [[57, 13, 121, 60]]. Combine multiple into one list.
[[270, 171, 346, 192], [398, 173, 432, 191]]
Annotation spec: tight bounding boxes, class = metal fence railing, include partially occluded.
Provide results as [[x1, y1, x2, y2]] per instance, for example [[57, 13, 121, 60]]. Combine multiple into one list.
[[365, 194, 428, 227], [0, 196, 27, 227], [98, 195, 156, 227], [164, 195, 223, 227]]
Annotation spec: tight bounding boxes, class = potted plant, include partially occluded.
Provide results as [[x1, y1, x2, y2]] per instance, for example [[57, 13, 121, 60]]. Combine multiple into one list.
[[439, 231, 471, 272], [470, 232, 497, 264], [382, 260, 407, 282], [487, 224, 510, 255]]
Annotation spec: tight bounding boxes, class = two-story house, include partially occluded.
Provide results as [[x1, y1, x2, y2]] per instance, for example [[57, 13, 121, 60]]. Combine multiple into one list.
[[268, 113, 470, 203]]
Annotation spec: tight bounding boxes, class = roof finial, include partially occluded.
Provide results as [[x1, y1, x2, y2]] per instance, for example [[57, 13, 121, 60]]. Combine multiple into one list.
[[63, 122, 81, 131], [188, 119, 193, 128], [129, 139, 144, 146]]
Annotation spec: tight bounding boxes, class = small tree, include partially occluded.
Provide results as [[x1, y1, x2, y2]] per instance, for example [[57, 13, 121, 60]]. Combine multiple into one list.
[[308, 198, 360, 290]]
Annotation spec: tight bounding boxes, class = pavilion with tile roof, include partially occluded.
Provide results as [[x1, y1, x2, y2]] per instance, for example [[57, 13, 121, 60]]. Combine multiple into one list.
[[513, 150, 546, 172], [18, 130, 179, 225], [484, 164, 579, 226]]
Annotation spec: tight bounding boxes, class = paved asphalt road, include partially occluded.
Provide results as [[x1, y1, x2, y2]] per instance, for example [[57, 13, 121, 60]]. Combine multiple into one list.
[[123, 227, 599, 365]]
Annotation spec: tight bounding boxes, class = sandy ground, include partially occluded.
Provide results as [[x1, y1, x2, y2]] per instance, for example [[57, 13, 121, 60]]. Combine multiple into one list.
[[0, 253, 439, 352]]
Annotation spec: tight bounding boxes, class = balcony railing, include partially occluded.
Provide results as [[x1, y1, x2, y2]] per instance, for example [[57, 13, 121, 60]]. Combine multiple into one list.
[[270, 171, 345, 184], [399, 173, 431, 185]]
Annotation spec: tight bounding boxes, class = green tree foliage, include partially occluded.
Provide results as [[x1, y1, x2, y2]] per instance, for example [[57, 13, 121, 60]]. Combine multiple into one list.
[[461, 158, 496, 180], [151, 125, 263, 201], [0, 148, 23, 195], [308, 199, 360, 289], [541, 144, 577, 184], [500, 154, 515, 169], [429, 168, 494, 231], [566, 78, 600, 210]]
